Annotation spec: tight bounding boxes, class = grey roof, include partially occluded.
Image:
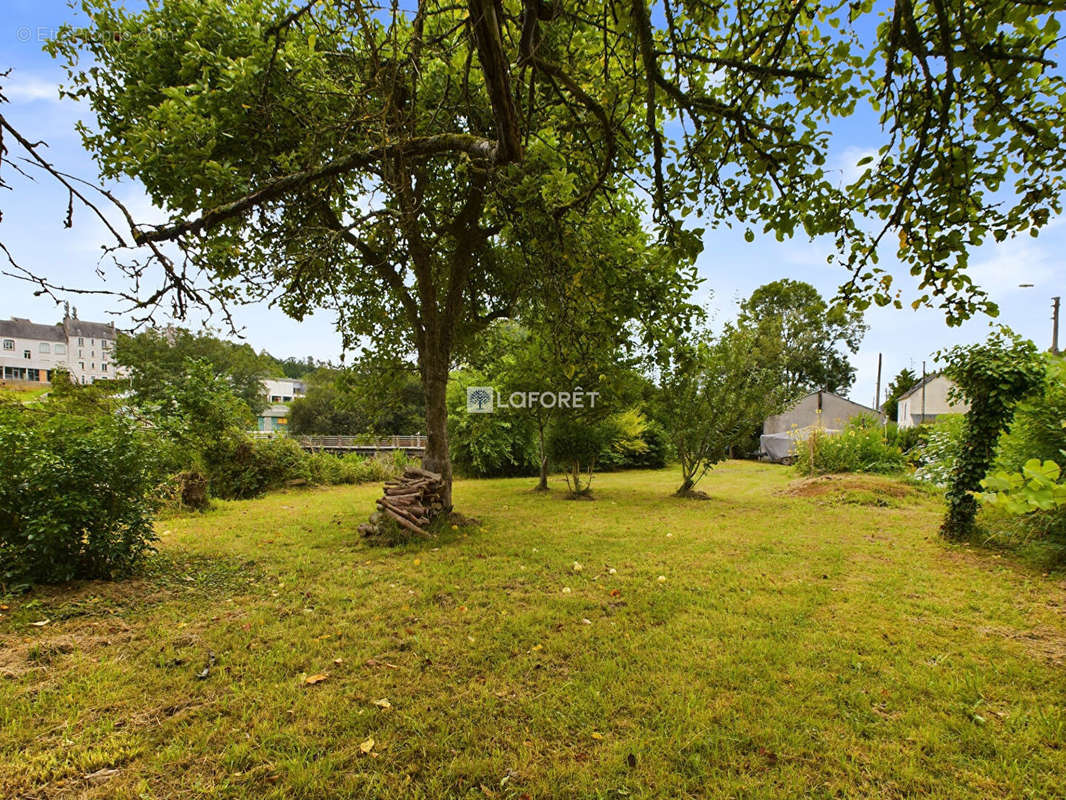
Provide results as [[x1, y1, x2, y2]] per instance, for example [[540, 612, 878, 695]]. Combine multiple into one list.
[[896, 373, 943, 402], [64, 318, 117, 339], [0, 317, 66, 342]]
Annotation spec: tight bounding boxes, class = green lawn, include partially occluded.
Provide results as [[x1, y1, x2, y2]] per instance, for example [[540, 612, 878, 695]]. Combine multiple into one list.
[[3, 463, 1065, 798]]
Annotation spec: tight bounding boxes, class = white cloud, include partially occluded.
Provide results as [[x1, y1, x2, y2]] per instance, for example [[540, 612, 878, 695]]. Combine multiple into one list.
[[833, 145, 879, 186], [3, 73, 62, 104]]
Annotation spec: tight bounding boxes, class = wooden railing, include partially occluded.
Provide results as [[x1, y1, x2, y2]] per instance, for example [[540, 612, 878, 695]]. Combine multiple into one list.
[[249, 432, 426, 452]]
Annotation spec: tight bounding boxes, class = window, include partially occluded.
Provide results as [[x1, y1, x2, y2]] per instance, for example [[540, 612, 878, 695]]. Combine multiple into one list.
[[2, 339, 13, 350], [271, 395, 281, 402], [77, 337, 84, 346], [102, 363, 108, 372], [39, 342, 50, 353], [23, 350, 31, 359], [79, 362, 85, 370], [91, 363, 95, 370], [91, 338, 95, 346], [282, 396, 292, 402], [54, 343, 66, 355]]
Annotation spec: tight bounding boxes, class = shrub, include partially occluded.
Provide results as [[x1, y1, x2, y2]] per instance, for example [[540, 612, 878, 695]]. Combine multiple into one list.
[[447, 374, 538, 478], [0, 402, 162, 588], [795, 418, 905, 476], [912, 414, 966, 487], [996, 356, 1066, 473], [307, 451, 355, 485], [205, 434, 309, 499]]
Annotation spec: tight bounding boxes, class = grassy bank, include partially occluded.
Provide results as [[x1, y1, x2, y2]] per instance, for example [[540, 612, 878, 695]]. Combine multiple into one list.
[[2, 462, 1064, 798]]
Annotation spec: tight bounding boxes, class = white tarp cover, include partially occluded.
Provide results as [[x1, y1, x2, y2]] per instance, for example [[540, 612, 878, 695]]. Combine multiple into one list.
[[760, 426, 842, 462]]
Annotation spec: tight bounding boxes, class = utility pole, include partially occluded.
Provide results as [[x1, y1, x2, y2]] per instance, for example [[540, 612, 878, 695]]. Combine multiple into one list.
[[1052, 296, 1060, 355], [921, 360, 927, 425], [874, 353, 883, 415]]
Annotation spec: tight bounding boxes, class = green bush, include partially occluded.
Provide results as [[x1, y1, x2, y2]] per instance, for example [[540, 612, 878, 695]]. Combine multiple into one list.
[[795, 418, 906, 476], [447, 373, 538, 478], [206, 434, 309, 499], [997, 357, 1066, 473], [0, 402, 162, 588]]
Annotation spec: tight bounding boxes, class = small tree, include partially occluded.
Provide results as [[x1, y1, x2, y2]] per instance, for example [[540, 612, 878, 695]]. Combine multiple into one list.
[[659, 325, 785, 497], [882, 368, 919, 422], [939, 328, 1045, 538], [546, 415, 615, 498]]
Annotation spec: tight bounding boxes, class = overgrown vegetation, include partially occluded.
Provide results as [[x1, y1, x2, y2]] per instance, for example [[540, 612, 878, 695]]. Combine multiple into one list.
[[939, 329, 1045, 538], [795, 415, 906, 476], [0, 401, 162, 589]]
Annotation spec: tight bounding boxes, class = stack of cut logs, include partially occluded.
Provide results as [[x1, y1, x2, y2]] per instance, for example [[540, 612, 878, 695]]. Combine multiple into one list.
[[358, 465, 445, 539]]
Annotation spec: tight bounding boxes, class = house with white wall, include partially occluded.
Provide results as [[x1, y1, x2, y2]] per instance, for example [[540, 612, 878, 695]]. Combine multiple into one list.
[[0, 318, 68, 383], [0, 312, 122, 385], [257, 377, 307, 432], [896, 374, 968, 428]]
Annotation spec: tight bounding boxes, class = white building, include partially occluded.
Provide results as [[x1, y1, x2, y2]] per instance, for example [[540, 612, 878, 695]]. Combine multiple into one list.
[[257, 377, 307, 432], [0, 318, 68, 383], [896, 374, 969, 428], [0, 313, 121, 385], [64, 317, 120, 384]]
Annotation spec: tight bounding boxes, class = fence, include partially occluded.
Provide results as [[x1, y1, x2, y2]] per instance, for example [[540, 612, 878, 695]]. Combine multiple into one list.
[[249, 432, 427, 454]]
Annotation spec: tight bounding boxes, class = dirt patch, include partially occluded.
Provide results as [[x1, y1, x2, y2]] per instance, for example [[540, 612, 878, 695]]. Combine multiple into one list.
[[982, 625, 1066, 667], [781, 474, 919, 504]]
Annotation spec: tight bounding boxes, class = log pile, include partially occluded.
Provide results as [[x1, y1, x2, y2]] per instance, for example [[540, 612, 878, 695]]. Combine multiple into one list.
[[358, 466, 445, 539]]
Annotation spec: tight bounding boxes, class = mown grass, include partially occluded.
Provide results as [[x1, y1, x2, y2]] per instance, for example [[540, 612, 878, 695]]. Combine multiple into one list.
[[2, 462, 1065, 799]]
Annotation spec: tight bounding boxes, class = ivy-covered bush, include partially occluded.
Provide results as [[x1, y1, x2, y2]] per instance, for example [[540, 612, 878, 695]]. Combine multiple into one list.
[[0, 402, 163, 588], [795, 417, 906, 475], [938, 328, 1045, 538]]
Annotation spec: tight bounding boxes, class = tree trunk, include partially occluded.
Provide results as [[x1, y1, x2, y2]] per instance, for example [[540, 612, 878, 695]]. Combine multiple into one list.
[[420, 349, 453, 511], [535, 419, 548, 491], [675, 477, 695, 496]]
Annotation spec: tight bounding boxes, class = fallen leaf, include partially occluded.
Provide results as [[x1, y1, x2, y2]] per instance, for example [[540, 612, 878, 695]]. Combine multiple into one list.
[[581, 618, 592, 625], [531, 644, 543, 651], [333, 657, 344, 665], [562, 587, 572, 594], [30, 619, 50, 627], [590, 731, 604, 740], [373, 697, 392, 709], [657, 575, 666, 583], [572, 561, 583, 572], [0, 604, 9, 611], [610, 589, 622, 598], [304, 673, 329, 685], [359, 736, 375, 754]]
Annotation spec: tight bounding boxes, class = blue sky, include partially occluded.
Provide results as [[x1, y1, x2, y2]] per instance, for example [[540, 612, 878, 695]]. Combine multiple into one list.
[[2, 0, 1063, 409]]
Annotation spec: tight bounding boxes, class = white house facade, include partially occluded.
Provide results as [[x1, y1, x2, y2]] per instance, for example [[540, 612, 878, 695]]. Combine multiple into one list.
[[896, 374, 968, 428], [0, 313, 121, 384], [257, 378, 308, 432]]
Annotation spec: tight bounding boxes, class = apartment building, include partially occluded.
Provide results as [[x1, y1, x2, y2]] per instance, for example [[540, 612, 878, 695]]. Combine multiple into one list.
[[0, 312, 120, 384]]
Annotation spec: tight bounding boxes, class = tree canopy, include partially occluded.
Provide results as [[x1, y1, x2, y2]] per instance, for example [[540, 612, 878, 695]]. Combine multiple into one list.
[[739, 279, 866, 397]]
